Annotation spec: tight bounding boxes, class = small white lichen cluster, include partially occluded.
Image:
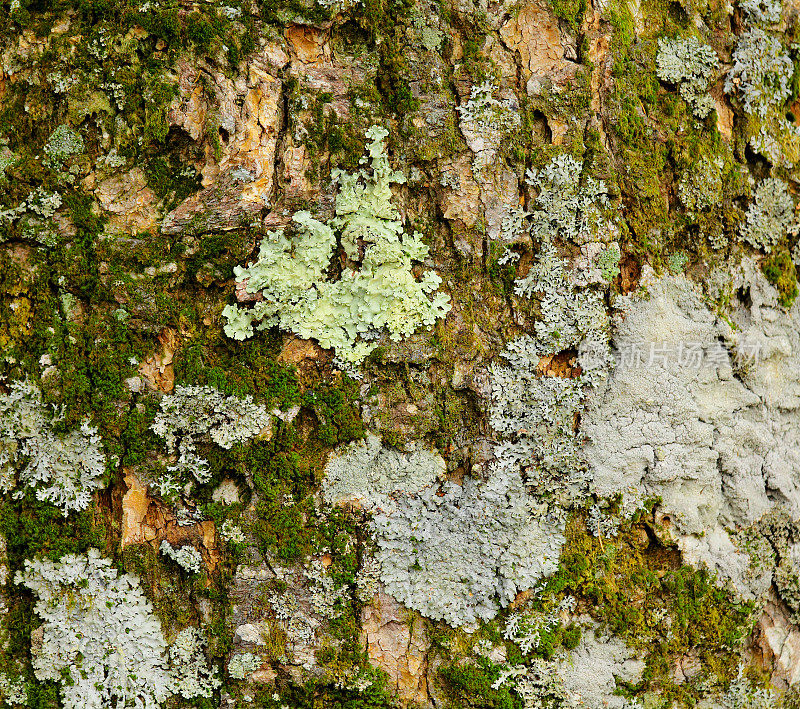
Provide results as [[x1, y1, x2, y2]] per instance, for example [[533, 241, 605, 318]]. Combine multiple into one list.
[[43, 125, 84, 168], [220, 519, 246, 544], [740, 0, 782, 25], [503, 597, 576, 654], [0, 671, 26, 706], [168, 627, 221, 699], [725, 29, 792, 119], [656, 36, 718, 118], [15, 549, 172, 709], [722, 664, 775, 708], [303, 558, 348, 619], [151, 384, 271, 491], [0, 380, 104, 516], [456, 82, 521, 175], [524, 154, 614, 246], [739, 177, 796, 252], [491, 660, 575, 708], [268, 591, 316, 646], [160, 540, 202, 574], [355, 556, 381, 602], [228, 652, 261, 680], [456, 81, 521, 134], [223, 126, 451, 365], [723, 27, 798, 166], [678, 156, 724, 212], [322, 433, 445, 509], [587, 488, 647, 538], [372, 469, 565, 627]]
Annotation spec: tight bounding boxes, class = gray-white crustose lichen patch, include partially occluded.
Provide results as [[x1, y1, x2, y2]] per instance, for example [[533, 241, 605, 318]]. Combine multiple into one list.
[[583, 266, 800, 598]]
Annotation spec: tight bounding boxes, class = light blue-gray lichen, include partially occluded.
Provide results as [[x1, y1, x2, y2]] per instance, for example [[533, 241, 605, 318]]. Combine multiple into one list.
[[524, 154, 613, 246], [167, 627, 220, 699], [15, 549, 172, 709], [0, 380, 104, 516], [223, 126, 451, 365], [491, 156, 614, 503], [159, 540, 202, 574], [150, 384, 271, 493], [43, 125, 84, 168], [372, 469, 565, 627], [656, 37, 718, 118], [678, 156, 724, 211], [322, 433, 445, 509], [740, 0, 782, 25], [724, 29, 792, 119], [739, 177, 796, 252]]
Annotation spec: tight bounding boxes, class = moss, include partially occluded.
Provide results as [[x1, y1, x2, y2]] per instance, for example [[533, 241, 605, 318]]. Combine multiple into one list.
[[121, 543, 199, 635], [0, 497, 108, 569], [762, 247, 798, 308], [549, 0, 586, 32], [144, 155, 202, 212], [438, 660, 521, 709], [282, 667, 400, 709], [540, 510, 755, 704]]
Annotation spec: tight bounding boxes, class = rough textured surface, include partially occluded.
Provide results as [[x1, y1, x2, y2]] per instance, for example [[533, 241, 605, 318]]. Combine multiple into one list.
[[3, 0, 800, 704]]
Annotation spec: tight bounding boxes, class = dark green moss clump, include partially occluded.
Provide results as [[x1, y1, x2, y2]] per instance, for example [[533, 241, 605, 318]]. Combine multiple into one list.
[[438, 660, 521, 709]]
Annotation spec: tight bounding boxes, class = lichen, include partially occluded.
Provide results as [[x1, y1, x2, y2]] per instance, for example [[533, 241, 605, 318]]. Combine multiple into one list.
[[15, 549, 172, 709], [151, 384, 271, 492], [322, 433, 444, 509], [724, 29, 792, 119], [228, 652, 261, 680], [0, 380, 104, 516], [159, 540, 202, 574], [656, 37, 718, 118], [372, 469, 566, 627], [739, 177, 796, 253], [678, 156, 724, 212], [223, 126, 451, 365], [168, 627, 221, 699], [740, 0, 782, 25]]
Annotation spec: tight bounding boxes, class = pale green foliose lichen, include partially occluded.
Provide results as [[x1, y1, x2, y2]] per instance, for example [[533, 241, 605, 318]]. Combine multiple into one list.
[[0, 380, 104, 516], [656, 36, 718, 118], [15, 549, 172, 709], [523, 154, 614, 246], [222, 126, 451, 365], [0, 672, 26, 706]]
